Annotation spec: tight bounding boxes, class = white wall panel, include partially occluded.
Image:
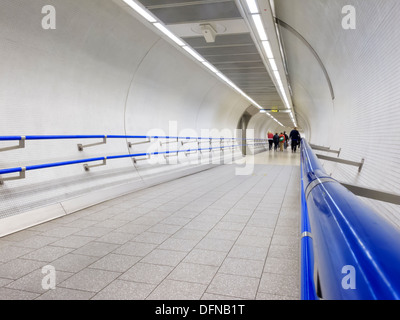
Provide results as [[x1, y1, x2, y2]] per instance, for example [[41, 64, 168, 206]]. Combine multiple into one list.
[[276, 0, 400, 226], [0, 0, 254, 224]]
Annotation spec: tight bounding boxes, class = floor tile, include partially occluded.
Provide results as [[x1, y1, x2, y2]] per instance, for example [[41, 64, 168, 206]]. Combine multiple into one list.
[[59, 268, 121, 292], [147, 279, 206, 300], [206, 273, 259, 299], [141, 249, 186, 267], [89, 254, 140, 272], [119, 262, 173, 285], [92, 280, 155, 300], [167, 262, 218, 285], [219, 257, 264, 278]]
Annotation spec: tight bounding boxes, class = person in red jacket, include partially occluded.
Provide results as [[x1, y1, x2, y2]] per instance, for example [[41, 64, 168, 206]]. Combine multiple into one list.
[[279, 133, 285, 152], [267, 131, 274, 151]]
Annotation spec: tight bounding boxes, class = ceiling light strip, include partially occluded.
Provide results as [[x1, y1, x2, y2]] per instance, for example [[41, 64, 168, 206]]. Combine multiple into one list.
[[122, 0, 157, 23], [153, 23, 186, 47], [124, 1, 278, 122], [246, 0, 259, 14]]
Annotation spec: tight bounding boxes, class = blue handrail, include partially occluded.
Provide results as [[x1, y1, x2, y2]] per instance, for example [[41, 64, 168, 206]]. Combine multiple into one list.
[[0, 142, 255, 176], [0, 135, 268, 141], [300, 139, 400, 300], [300, 158, 318, 300]]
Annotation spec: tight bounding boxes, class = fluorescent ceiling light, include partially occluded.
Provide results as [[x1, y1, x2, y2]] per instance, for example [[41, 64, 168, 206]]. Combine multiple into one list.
[[216, 73, 237, 89], [202, 61, 218, 73], [251, 14, 268, 41], [269, 59, 278, 71], [273, 70, 281, 83], [261, 41, 274, 59], [246, 0, 259, 14], [123, 0, 157, 23], [154, 23, 185, 47], [183, 46, 204, 62]]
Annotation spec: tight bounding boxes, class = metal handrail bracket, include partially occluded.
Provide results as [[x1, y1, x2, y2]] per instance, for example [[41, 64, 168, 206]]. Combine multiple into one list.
[[0, 136, 26, 152], [316, 154, 364, 172], [78, 136, 107, 151], [83, 158, 107, 171], [0, 167, 26, 184]]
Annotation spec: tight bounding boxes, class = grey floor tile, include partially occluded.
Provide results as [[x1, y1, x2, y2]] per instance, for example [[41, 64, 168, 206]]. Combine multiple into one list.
[[162, 216, 192, 226], [59, 268, 121, 292], [1, 230, 41, 242], [92, 280, 155, 300], [94, 219, 133, 229], [0, 259, 45, 280], [96, 232, 136, 245], [64, 219, 98, 229], [114, 242, 156, 257], [227, 245, 269, 261], [0, 278, 13, 287], [214, 221, 246, 232], [42, 226, 81, 238], [167, 262, 218, 285], [141, 249, 186, 267], [183, 249, 227, 267], [73, 226, 113, 238], [206, 273, 259, 299], [271, 234, 299, 247], [235, 234, 271, 248], [206, 229, 241, 241], [119, 262, 173, 285], [5, 268, 73, 294], [72, 242, 119, 257], [36, 287, 95, 300], [0, 246, 34, 263], [52, 253, 99, 273], [241, 226, 274, 237], [195, 237, 234, 253], [263, 257, 299, 276], [221, 214, 249, 224], [258, 273, 299, 298], [133, 231, 170, 245], [219, 258, 264, 278], [267, 244, 299, 260], [147, 279, 206, 300], [13, 235, 59, 249], [21, 246, 73, 263], [50, 235, 96, 249], [184, 221, 216, 231], [171, 228, 207, 241], [256, 292, 297, 300], [115, 222, 151, 234], [89, 254, 140, 272], [158, 238, 198, 253], [0, 287, 39, 300], [201, 293, 244, 300], [147, 223, 182, 235]]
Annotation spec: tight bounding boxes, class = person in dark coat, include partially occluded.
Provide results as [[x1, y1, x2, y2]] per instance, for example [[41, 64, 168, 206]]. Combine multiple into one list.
[[289, 127, 301, 153], [273, 133, 279, 151]]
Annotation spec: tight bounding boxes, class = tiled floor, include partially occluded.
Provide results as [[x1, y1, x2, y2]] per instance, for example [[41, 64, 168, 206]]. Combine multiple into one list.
[[0, 151, 301, 300]]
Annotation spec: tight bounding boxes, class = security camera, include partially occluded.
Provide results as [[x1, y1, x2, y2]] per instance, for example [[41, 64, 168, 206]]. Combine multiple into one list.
[[200, 24, 217, 43]]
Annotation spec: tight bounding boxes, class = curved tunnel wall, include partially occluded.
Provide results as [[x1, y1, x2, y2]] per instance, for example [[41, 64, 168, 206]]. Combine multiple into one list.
[[276, 0, 400, 227], [0, 0, 266, 225]]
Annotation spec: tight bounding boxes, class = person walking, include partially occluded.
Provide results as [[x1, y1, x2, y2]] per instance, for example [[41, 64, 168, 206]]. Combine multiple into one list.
[[273, 133, 279, 151], [267, 131, 274, 151], [279, 132, 285, 152], [289, 127, 301, 153], [284, 131, 289, 149]]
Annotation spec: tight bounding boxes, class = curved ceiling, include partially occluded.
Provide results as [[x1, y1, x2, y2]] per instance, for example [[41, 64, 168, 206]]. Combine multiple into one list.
[[124, 0, 298, 129]]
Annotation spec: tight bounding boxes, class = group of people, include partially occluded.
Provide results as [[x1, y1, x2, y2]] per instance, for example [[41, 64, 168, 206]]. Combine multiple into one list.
[[267, 127, 301, 153]]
